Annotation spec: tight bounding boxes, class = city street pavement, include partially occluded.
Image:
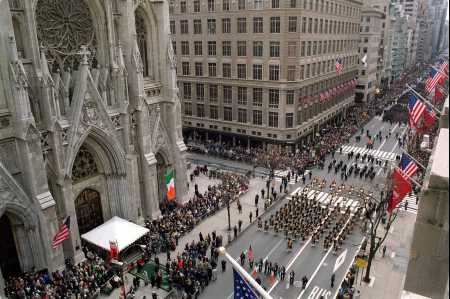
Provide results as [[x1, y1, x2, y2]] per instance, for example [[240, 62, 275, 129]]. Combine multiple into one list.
[[352, 210, 417, 299], [196, 116, 414, 299]]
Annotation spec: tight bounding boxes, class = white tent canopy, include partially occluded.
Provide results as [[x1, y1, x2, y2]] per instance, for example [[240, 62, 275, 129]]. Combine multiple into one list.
[[81, 216, 149, 253]]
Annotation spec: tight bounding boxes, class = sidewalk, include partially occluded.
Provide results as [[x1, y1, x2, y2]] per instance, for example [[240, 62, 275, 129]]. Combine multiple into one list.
[[106, 171, 281, 298], [355, 209, 417, 299]]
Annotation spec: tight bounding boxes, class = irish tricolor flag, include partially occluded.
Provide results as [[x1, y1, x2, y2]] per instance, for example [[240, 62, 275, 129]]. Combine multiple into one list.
[[165, 169, 176, 201]]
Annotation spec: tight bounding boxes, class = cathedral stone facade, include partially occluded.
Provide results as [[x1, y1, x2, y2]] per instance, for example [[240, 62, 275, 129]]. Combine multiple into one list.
[[0, 0, 187, 290]]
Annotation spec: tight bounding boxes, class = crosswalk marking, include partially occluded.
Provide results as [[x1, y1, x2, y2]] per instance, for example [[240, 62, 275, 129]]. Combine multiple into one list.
[[340, 145, 397, 162], [400, 194, 419, 214]]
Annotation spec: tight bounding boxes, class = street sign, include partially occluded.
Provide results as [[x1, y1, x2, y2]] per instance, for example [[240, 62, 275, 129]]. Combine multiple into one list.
[[333, 248, 347, 273], [355, 258, 368, 268]]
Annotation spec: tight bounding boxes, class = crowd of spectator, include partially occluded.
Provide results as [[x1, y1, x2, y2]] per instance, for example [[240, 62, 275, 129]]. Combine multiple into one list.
[[143, 170, 249, 255], [187, 105, 371, 173], [168, 232, 223, 298], [4, 255, 115, 299]]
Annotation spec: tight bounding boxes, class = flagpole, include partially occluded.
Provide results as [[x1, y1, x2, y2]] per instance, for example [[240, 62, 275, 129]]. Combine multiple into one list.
[[429, 65, 449, 79], [218, 247, 273, 299], [389, 163, 423, 189], [406, 84, 442, 115], [399, 148, 427, 170]]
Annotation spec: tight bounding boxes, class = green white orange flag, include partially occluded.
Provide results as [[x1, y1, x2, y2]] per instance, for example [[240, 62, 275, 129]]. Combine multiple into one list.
[[165, 169, 176, 201]]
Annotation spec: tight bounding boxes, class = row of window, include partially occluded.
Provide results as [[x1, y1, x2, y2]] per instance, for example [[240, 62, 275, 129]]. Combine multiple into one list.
[[171, 17, 359, 35], [184, 99, 339, 128], [181, 70, 357, 107], [184, 104, 284, 127], [174, 39, 358, 58], [178, 56, 357, 81], [171, 0, 360, 18]]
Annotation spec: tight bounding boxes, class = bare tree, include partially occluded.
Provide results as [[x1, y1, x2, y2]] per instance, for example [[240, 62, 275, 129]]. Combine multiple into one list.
[[358, 173, 398, 283]]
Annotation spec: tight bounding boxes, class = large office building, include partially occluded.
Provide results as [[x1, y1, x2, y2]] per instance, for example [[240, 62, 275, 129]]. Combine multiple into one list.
[[416, 0, 433, 64], [391, 4, 409, 80], [356, 0, 392, 102], [170, 0, 362, 147], [391, 0, 419, 67]]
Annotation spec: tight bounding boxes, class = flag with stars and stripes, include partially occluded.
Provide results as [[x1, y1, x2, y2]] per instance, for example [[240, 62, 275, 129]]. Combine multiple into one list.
[[408, 94, 426, 129], [233, 269, 258, 299], [335, 58, 343, 74], [52, 216, 71, 249], [400, 153, 418, 178], [425, 68, 444, 93]]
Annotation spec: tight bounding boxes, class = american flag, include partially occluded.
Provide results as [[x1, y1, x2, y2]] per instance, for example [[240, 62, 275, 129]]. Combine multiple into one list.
[[408, 94, 426, 128], [335, 58, 343, 73], [425, 68, 444, 93], [400, 153, 418, 178], [233, 269, 258, 299], [52, 216, 71, 249], [437, 58, 449, 74]]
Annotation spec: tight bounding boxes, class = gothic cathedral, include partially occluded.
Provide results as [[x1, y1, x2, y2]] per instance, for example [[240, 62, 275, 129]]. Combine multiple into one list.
[[0, 0, 187, 289]]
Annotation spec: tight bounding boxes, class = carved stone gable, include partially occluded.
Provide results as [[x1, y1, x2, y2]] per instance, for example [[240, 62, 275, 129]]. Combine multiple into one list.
[[63, 61, 122, 177], [81, 98, 107, 129]]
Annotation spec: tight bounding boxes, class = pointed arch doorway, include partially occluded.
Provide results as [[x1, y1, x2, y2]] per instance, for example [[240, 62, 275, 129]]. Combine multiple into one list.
[[75, 189, 103, 235], [0, 214, 21, 279]]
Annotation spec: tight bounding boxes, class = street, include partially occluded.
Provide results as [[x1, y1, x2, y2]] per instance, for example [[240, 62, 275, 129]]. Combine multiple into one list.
[[197, 116, 416, 299]]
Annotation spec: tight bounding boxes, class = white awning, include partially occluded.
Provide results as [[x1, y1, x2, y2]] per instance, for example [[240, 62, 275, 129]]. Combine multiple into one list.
[[81, 216, 149, 253]]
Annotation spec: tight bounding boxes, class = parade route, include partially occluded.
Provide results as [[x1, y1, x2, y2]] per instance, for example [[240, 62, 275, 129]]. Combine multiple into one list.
[[198, 116, 406, 299]]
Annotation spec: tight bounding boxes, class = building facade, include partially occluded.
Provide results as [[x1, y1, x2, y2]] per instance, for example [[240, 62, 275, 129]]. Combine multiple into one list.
[[391, 0, 419, 68], [416, 0, 433, 64], [170, 0, 362, 147], [356, 1, 390, 102], [404, 98, 449, 299], [429, 0, 449, 58], [391, 4, 409, 80], [0, 0, 187, 290]]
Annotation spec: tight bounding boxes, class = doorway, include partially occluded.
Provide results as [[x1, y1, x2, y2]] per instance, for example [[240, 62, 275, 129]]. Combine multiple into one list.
[[0, 214, 21, 279], [75, 189, 104, 235]]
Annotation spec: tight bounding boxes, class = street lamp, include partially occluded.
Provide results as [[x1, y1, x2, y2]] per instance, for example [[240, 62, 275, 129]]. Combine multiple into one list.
[[226, 193, 231, 231]]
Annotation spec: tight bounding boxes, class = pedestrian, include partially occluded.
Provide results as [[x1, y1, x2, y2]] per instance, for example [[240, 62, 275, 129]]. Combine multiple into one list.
[[240, 251, 246, 266], [233, 225, 238, 239], [238, 203, 242, 214], [238, 219, 243, 232], [331, 273, 335, 288], [280, 266, 286, 281], [261, 189, 265, 199], [302, 275, 308, 289], [405, 200, 408, 211], [289, 271, 295, 286], [309, 171, 312, 180], [382, 245, 387, 257], [152, 291, 157, 299], [416, 195, 419, 205], [249, 212, 253, 223], [221, 259, 226, 272], [255, 194, 259, 207]]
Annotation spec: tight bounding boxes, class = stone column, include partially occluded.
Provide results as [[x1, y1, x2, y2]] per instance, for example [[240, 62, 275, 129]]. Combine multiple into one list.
[[141, 153, 161, 220], [148, 161, 162, 219], [58, 179, 85, 264], [13, 224, 33, 271]]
